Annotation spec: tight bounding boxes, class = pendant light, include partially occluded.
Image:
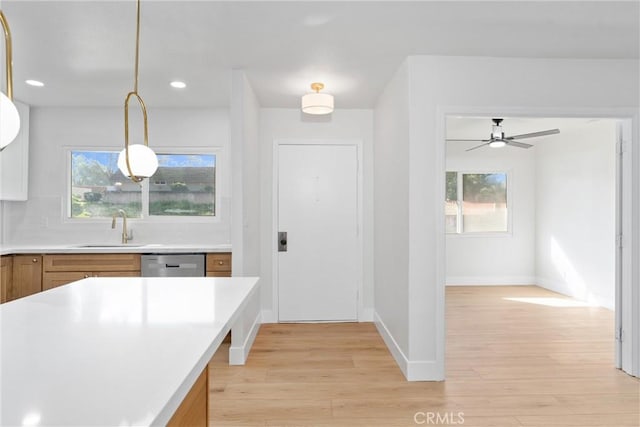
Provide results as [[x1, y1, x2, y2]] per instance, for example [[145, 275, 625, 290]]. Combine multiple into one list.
[[0, 10, 20, 151], [301, 82, 334, 115], [117, 0, 158, 183]]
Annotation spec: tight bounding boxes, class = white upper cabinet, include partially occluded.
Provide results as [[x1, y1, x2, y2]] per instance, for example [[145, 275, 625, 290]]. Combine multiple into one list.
[[0, 101, 30, 201]]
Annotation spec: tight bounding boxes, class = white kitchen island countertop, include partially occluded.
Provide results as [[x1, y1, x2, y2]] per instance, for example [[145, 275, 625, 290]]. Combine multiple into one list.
[[0, 276, 259, 426]]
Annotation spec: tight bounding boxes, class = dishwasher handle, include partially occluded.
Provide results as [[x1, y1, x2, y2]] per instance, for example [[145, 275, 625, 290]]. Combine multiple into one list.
[[141, 254, 205, 277]]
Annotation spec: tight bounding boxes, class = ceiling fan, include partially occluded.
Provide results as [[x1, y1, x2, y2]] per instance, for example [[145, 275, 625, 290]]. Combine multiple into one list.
[[447, 118, 560, 152]]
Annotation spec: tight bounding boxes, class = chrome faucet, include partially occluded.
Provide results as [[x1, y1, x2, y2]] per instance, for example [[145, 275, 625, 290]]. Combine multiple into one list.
[[112, 209, 130, 244]]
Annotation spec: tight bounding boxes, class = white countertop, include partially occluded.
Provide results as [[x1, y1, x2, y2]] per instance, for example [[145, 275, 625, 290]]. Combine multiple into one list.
[[0, 276, 259, 426], [0, 243, 231, 256]]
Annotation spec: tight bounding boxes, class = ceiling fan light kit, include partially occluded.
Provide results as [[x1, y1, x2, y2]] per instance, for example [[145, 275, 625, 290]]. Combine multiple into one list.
[[301, 82, 334, 115], [446, 118, 561, 152], [117, 0, 158, 183], [0, 10, 20, 151]]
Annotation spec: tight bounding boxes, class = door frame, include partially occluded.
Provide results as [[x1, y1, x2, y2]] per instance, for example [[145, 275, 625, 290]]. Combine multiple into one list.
[[272, 139, 365, 322], [436, 106, 639, 378]]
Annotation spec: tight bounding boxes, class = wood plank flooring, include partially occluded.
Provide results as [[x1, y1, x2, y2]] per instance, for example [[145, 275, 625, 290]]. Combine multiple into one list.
[[209, 286, 640, 426]]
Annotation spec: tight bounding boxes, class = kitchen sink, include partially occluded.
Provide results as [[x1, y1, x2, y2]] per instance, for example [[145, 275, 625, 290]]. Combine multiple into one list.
[[70, 244, 151, 248]]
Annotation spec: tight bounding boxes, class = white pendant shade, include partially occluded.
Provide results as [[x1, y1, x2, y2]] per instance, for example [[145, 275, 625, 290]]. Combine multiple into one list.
[[301, 92, 334, 115], [117, 144, 159, 178], [0, 91, 20, 149]]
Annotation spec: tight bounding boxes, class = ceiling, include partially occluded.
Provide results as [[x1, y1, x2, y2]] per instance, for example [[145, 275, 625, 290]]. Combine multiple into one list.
[[446, 116, 602, 153], [1, 1, 639, 109]]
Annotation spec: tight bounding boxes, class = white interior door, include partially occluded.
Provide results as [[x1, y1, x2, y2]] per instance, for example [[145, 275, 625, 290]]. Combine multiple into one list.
[[277, 144, 359, 322]]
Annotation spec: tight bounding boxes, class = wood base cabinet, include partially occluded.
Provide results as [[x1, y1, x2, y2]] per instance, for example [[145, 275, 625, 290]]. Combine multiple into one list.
[[9, 255, 42, 302], [3, 252, 229, 305], [168, 364, 209, 427]]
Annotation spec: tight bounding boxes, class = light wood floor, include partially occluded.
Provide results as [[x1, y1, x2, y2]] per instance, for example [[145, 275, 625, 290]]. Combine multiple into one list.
[[209, 286, 640, 426]]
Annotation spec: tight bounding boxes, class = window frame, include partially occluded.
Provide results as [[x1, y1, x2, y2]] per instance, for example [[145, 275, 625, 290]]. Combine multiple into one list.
[[65, 146, 223, 224], [445, 169, 513, 237]]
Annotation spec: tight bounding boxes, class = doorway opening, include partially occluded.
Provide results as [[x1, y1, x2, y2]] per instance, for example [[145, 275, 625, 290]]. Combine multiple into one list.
[[444, 116, 624, 376]]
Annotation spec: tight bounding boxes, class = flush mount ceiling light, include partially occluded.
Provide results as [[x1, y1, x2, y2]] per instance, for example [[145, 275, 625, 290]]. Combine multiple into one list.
[[117, 0, 158, 183], [301, 82, 334, 115], [488, 139, 506, 148], [0, 10, 20, 151], [170, 81, 186, 89]]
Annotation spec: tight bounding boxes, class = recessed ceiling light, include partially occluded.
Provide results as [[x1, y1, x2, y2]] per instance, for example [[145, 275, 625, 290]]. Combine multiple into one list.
[[170, 81, 186, 89], [25, 79, 44, 87], [303, 15, 332, 26]]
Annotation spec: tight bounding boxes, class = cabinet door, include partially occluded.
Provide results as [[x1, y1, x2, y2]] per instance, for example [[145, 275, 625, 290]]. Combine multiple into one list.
[[1, 256, 13, 303], [11, 255, 42, 301], [43, 272, 89, 291], [206, 253, 231, 276]]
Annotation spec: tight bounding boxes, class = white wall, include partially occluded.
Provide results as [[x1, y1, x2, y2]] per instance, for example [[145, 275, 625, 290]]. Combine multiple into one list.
[[372, 61, 411, 373], [445, 139, 536, 285], [2, 107, 231, 246], [375, 55, 638, 380], [259, 108, 374, 323], [535, 120, 617, 309], [230, 71, 261, 276]]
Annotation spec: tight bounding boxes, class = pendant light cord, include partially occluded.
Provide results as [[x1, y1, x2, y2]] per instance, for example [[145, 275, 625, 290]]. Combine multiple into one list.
[[123, 0, 151, 183], [133, 0, 140, 93]]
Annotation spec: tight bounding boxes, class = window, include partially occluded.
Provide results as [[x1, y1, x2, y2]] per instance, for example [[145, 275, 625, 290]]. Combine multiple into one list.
[[446, 171, 509, 234], [70, 150, 216, 219], [149, 154, 216, 216]]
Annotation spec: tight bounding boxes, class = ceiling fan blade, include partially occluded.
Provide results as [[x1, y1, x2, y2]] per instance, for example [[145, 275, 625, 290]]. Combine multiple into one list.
[[507, 129, 560, 140], [465, 142, 491, 152], [446, 139, 488, 142], [506, 140, 533, 149]]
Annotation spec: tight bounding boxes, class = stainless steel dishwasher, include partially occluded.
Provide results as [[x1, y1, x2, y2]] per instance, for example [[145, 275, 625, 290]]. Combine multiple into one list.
[[141, 254, 205, 277]]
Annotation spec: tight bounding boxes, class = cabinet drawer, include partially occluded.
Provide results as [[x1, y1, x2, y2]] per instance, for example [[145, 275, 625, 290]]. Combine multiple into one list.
[[43, 271, 141, 291], [44, 254, 141, 272], [43, 272, 88, 290], [206, 253, 231, 273], [95, 271, 140, 278]]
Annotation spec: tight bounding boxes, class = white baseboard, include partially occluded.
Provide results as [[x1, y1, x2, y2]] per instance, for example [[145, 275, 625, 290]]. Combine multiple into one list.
[[446, 276, 537, 286], [261, 309, 373, 323], [374, 312, 443, 381], [261, 309, 276, 323], [537, 277, 614, 310], [229, 311, 262, 365]]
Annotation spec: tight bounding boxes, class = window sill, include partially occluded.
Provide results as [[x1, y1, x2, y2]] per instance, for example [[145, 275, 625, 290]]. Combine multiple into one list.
[[446, 232, 512, 238]]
